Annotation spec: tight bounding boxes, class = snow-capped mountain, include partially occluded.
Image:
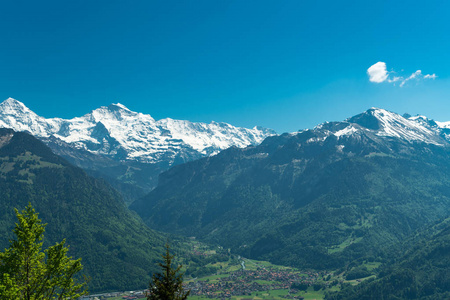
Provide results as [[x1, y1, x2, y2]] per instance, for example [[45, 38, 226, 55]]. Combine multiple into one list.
[[307, 107, 450, 149], [130, 107, 450, 276], [0, 98, 276, 164]]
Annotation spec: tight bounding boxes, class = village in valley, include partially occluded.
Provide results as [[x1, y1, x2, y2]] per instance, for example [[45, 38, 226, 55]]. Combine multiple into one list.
[[81, 241, 368, 300], [82, 265, 335, 300], [185, 262, 335, 300]]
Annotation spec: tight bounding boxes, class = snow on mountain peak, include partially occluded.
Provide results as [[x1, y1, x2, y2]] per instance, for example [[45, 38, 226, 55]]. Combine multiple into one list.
[[0, 98, 275, 164], [1, 98, 32, 113], [337, 107, 445, 145], [0, 98, 63, 137], [110, 103, 130, 111], [435, 121, 450, 129], [308, 107, 449, 148], [4, 97, 22, 104]]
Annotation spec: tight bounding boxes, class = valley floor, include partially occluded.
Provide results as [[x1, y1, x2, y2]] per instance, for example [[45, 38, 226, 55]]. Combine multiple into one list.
[[82, 256, 378, 300], [80, 240, 381, 300]]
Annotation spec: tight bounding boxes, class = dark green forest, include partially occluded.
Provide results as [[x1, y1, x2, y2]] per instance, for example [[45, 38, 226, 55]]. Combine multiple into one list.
[[2, 119, 450, 299], [326, 217, 450, 299], [0, 129, 168, 292], [131, 124, 450, 272]]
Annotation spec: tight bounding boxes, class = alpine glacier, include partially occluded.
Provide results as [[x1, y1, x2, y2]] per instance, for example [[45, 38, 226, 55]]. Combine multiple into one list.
[[0, 98, 276, 164]]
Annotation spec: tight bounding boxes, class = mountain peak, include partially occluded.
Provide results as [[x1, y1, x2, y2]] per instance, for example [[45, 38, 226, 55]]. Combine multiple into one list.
[[0, 98, 41, 123], [341, 107, 445, 145], [366, 107, 398, 118], [346, 109, 382, 130], [3, 97, 22, 104], [408, 115, 438, 128], [89, 103, 142, 123], [347, 107, 419, 130], [0, 98, 60, 137], [0, 98, 274, 163], [0, 98, 30, 112], [108, 103, 130, 111], [4, 97, 20, 103]]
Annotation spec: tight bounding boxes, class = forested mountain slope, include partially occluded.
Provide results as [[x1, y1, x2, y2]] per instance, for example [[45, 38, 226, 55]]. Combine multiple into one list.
[[0, 128, 167, 292], [0, 98, 275, 202], [327, 217, 450, 299], [131, 108, 450, 269]]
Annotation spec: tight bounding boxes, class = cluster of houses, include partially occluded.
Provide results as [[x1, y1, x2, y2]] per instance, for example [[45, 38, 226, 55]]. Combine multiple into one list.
[[185, 267, 331, 298]]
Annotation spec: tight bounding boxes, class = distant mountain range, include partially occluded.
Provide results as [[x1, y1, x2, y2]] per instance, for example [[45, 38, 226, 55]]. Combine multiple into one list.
[[0, 98, 275, 163], [131, 107, 450, 270], [0, 98, 275, 202], [2, 99, 450, 298]]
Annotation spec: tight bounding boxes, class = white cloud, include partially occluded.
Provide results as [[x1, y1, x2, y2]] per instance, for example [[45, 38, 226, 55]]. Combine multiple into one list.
[[424, 74, 437, 79], [409, 70, 422, 79], [400, 70, 422, 87], [367, 62, 437, 87], [388, 76, 401, 83], [367, 62, 388, 83]]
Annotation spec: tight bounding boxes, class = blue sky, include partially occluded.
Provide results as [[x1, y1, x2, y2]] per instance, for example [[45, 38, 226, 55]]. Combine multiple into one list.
[[1, 0, 449, 133]]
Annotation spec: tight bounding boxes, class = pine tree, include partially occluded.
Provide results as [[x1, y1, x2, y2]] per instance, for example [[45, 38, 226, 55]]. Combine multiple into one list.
[[147, 243, 190, 300], [0, 203, 87, 299]]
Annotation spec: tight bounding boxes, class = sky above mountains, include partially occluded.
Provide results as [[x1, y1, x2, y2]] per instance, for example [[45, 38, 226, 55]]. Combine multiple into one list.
[[1, 1, 449, 133]]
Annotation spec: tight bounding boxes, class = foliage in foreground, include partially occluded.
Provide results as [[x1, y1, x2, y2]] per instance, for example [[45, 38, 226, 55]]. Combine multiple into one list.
[[147, 244, 190, 300], [0, 129, 169, 292], [0, 204, 87, 299]]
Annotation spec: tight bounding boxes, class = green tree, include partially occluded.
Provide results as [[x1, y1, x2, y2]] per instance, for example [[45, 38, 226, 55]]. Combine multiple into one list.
[[0, 203, 87, 299], [147, 243, 190, 300]]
